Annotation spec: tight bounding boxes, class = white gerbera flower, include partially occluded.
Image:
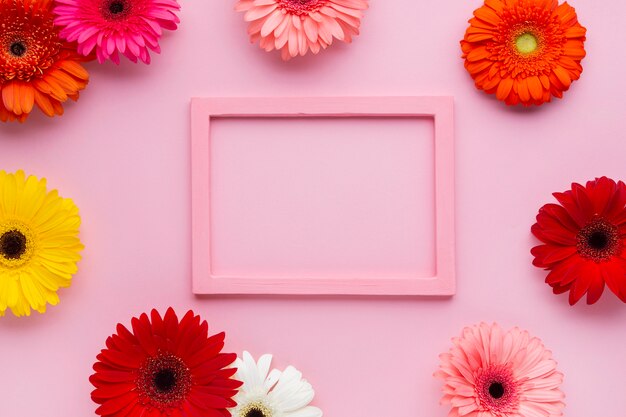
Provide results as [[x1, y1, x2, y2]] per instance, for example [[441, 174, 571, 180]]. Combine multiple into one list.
[[231, 351, 323, 417]]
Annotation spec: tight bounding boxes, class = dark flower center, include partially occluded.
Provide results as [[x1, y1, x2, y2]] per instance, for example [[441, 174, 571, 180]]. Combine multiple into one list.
[[489, 382, 505, 399], [244, 408, 267, 417], [577, 218, 622, 262], [154, 368, 177, 392], [109, 1, 125, 14], [102, 0, 131, 20], [0, 230, 27, 259], [475, 365, 519, 413], [138, 353, 192, 411], [587, 231, 608, 249], [9, 41, 27, 57]]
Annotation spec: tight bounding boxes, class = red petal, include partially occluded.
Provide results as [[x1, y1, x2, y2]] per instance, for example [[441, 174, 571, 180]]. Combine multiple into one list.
[[97, 348, 144, 369], [585, 274, 605, 304], [587, 177, 615, 216], [553, 190, 587, 226], [164, 307, 180, 342], [176, 312, 202, 359], [531, 244, 577, 267], [131, 314, 157, 356], [572, 182, 595, 217], [601, 260, 626, 303], [568, 262, 597, 305], [605, 180, 626, 222], [91, 382, 137, 400], [90, 370, 135, 384], [187, 339, 225, 368], [531, 222, 576, 246], [188, 387, 236, 408], [545, 255, 581, 285], [94, 391, 138, 415], [539, 203, 580, 232], [187, 320, 211, 355]]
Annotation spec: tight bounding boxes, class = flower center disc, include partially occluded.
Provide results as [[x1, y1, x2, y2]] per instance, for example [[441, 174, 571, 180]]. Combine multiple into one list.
[[9, 42, 27, 57], [241, 402, 274, 417], [109, 0, 125, 14], [489, 382, 505, 399], [588, 231, 608, 249], [138, 353, 192, 411], [515, 33, 538, 55], [577, 219, 621, 262], [0, 230, 27, 259], [244, 408, 267, 417], [154, 368, 177, 392], [279, 0, 325, 15], [102, 0, 130, 20]]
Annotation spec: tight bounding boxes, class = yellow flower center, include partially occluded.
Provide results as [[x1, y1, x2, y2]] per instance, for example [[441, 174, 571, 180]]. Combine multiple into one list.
[[240, 402, 274, 417], [0, 221, 35, 268], [515, 33, 538, 55]]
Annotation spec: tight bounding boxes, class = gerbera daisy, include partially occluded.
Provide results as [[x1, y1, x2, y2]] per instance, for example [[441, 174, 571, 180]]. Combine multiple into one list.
[[90, 308, 242, 417], [53, 0, 181, 64], [234, 0, 368, 61], [531, 177, 626, 305], [230, 351, 322, 417], [0, 170, 83, 317], [435, 323, 565, 417], [0, 0, 90, 122], [460, 0, 586, 106]]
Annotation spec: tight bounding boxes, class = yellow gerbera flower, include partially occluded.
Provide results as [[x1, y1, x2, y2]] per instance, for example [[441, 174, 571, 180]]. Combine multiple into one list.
[[0, 170, 83, 317]]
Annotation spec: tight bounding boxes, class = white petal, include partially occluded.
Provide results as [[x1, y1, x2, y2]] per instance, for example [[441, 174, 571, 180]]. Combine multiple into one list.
[[265, 368, 282, 391], [257, 354, 273, 383], [285, 406, 323, 417]]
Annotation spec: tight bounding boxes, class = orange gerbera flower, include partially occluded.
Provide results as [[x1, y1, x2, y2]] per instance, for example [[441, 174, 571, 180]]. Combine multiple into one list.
[[0, 0, 90, 122], [461, 0, 586, 106]]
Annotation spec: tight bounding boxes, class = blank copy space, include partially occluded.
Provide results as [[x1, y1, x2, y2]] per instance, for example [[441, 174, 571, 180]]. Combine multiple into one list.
[[209, 117, 435, 279]]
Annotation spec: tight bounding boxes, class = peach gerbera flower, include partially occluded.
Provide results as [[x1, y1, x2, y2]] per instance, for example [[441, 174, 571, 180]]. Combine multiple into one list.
[[235, 0, 368, 61], [461, 0, 586, 106], [0, 0, 90, 122], [436, 323, 565, 417]]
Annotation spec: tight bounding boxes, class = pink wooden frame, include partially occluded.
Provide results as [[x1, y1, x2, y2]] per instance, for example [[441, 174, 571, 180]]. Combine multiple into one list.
[[191, 97, 455, 296]]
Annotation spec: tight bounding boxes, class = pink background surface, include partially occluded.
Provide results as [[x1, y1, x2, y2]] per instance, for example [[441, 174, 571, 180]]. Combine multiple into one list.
[[1, 0, 625, 416]]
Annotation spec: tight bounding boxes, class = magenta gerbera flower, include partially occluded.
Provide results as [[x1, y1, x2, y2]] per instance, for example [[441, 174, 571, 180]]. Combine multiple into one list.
[[435, 323, 565, 417], [53, 0, 181, 64]]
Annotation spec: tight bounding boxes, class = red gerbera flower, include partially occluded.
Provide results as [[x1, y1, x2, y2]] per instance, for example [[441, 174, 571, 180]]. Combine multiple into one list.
[[531, 177, 626, 305], [90, 308, 242, 417]]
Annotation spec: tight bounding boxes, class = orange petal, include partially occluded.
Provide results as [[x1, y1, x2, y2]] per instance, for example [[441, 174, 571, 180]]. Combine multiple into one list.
[[12, 82, 23, 116], [527, 76, 544, 101], [474, 6, 500, 26], [2, 82, 15, 114], [59, 60, 89, 81], [517, 78, 531, 103], [20, 84, 35, 115], [33, 90, 55, 117], [553, 66, 572, 88], [466, 46, 491, 62], [496, 77, 514, 101], [34, 78, 67, 102]]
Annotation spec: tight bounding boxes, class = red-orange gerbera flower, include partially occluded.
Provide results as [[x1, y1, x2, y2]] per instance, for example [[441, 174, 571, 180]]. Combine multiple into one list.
[[531, 177, 626, 305], [461, 0, 586, 106], [0, 0, 90, 122]]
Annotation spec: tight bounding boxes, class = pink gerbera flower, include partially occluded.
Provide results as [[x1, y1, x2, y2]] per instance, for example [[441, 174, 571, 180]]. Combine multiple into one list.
[[435, 323, 565, 417], [235, 0, 368, 61], [53, 0, 181, 64]]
